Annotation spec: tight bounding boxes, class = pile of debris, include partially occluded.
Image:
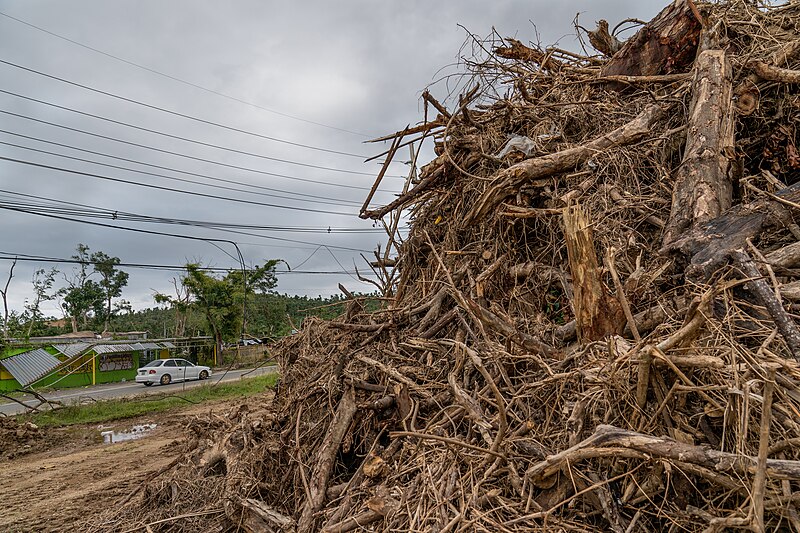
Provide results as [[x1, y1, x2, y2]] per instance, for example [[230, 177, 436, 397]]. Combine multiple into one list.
[[94, 1, 800, 531]]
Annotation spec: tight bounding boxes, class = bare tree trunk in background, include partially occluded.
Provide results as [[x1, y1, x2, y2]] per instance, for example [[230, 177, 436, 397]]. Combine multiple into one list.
[[0, 258, 16, 339]]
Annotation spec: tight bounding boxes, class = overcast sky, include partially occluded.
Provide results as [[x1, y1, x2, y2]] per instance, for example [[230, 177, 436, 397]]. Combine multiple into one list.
[[0, 0, 665, 318]]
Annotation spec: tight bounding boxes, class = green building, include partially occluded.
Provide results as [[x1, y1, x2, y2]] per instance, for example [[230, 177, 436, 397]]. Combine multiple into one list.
[[0, 335, 214, 392]]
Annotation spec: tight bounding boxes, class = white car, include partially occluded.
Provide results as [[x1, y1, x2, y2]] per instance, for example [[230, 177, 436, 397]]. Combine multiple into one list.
[[135, 358, 212, 386]]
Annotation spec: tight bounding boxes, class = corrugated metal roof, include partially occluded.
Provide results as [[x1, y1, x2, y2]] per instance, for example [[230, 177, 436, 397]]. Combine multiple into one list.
[[52, 342, 91, 357], [1, 348, 62, 387], [161, 341, 176, 349], [93, 343, 136, 354], [139, 342, 161, 350], [130, 342, 160, 351]]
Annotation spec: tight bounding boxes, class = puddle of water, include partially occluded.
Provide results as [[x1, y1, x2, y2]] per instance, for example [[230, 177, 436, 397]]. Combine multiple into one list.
[[100, 423, 158, 444]]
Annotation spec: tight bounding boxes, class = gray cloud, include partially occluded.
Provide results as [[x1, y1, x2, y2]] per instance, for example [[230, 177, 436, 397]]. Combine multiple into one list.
[[0, 0, 664, 317]]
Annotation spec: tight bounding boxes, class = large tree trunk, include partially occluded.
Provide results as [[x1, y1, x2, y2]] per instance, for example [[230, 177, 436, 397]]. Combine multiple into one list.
[[601, 0, 702, 78], [662, 48, 735, 248]]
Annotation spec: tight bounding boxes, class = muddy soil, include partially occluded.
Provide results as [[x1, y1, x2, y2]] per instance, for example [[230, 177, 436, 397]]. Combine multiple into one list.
[[0, 397, 265, 532]]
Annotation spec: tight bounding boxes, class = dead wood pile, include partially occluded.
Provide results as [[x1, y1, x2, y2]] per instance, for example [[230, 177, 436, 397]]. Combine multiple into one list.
[[92, 1, 800, 531]]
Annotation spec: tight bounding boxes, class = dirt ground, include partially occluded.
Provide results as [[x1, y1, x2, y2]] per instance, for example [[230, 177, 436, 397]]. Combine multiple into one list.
[[0, 397, 259, 533]]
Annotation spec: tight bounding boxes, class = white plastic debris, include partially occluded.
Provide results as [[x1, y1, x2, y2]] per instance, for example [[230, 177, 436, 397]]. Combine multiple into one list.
[[496, 135, 537, 158]]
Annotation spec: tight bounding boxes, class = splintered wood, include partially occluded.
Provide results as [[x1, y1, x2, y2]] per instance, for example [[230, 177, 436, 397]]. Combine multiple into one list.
[[563, 203, 623, 342], [95, 2, 800, 532]]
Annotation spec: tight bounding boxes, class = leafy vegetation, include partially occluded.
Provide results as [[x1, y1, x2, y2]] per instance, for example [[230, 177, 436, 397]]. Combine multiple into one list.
[[19, 372, 278, 427], [1, 244, 382, 344], [107, 291, 382, 340]]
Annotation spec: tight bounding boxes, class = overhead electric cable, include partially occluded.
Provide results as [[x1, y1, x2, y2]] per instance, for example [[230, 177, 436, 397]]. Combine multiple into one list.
[[0, 58, 373, 158], [0, 156, 359, 216], [0, 203, 372, 252], [0, 10, 371, 137], [0, 109, 378, 191], [0, 253, 367, 275], [0, 89, 406, 177], [0, 140, 360, 208], [0, 188, 392, 232], [0, 128, 387, 204]]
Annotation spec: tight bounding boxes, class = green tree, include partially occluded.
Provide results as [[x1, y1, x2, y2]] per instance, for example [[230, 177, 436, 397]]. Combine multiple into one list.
[[25, 267, 58, 337], [181, 261, 280, 353], [90, 251, 129, 333], [58, 244, 129, 333]]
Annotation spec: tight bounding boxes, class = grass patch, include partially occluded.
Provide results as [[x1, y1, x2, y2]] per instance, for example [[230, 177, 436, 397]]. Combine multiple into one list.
[[19, 372, 278, 427]]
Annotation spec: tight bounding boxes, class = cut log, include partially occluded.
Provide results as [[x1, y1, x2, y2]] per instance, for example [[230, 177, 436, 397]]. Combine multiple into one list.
[[662, 49, 735, 248], [601, 0, 702, 78], [563, 204, 624, 342], [734, 40, 800, 115], [465, 104, 662, 225], [297, 387, 358, 532], [780, 281, 800, 301], [766, 241, 800, 269], [239, 498, 296, 533]]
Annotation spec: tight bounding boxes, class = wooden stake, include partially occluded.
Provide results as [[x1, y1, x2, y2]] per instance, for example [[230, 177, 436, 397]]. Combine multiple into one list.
[[751, 367, 776, 533], [563, 203, 624, 343]]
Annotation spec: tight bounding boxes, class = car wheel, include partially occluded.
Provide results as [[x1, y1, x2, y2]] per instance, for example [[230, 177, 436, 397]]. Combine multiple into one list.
[[143, 382, 153, 387], [160, 374, 172, 386], [199, 370, 209, 380]]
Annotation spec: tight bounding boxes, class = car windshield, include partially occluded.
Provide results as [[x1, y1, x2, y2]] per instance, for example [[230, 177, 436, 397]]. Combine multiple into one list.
[[142, 360, 164, 367]]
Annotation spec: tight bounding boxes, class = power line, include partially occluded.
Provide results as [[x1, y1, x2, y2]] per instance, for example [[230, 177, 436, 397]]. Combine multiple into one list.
[[0, 88, 405, 177], [0, 58, 374, 159], [0, 10, 371, 138], [0, 202, 373, 252], [0, 140, 361, 208], [0, 188, 401, 250], [0, 109, 379, 191], [0, 155, 360, 216], [0, 128, 392, 204], [0, 188, 393, 233], [0, 253, 367, 275]]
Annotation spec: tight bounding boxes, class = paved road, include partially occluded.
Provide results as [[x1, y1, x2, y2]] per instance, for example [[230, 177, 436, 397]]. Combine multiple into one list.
[[0, 365, 277, 416]]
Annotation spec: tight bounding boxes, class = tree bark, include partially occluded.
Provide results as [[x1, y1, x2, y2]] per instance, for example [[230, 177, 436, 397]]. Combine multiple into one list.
[[662, 49, 735, 248], [601, 0, 702, 78], [297, 387, 358, 532], [465, 104, 662, 225], [662, 181, 800, 280], [766, 241, 800, 270], [750, 61, 800, 84]]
